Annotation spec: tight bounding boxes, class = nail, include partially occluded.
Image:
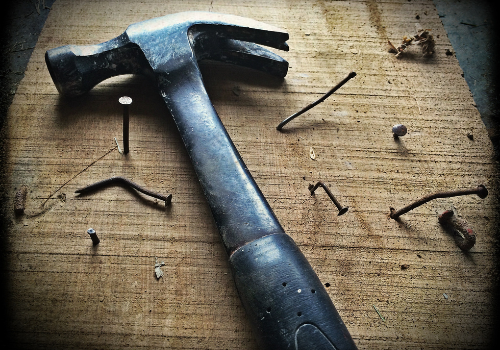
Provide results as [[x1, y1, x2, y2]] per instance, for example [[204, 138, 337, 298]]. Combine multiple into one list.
[[389, 185, 488, 219], [75, 176, 172, 206], [392, 124, 407, 137], [14, 185, 28, 215], [87, 228, 100, 245], [119, 96, 132, 154], [277, 72, 356, 131], [308, 181, 348, 215], [438, 210, 476, 251]]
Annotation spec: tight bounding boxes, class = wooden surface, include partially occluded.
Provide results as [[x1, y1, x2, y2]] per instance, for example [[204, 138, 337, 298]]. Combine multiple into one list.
[[2, 0, 498, 349]]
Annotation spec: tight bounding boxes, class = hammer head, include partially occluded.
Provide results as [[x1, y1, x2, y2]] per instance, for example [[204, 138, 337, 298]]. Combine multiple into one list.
[[45, 11, 289, 96]]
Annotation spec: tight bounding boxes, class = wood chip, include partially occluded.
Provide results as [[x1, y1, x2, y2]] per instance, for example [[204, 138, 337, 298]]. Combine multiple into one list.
[[154, 257, 165, 279], [309, 147, 316, 160]]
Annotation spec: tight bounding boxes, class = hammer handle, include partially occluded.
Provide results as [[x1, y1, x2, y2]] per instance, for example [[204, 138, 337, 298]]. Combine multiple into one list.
[[160, 60, 357, 350], [231, 233, 357, 350], [159, 60, 285, 255]]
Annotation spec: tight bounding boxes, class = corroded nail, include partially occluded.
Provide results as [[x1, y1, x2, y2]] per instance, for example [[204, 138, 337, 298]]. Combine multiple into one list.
[[438, 210, 476, 251], [119, 96, 132, 154], [277, 72, 356, 131], [14, 185, 28, 215], [75, 176, 172, 206], [87, 228, 100, 245], [389, 185, 488, 219], [309, 181, 348, 216]]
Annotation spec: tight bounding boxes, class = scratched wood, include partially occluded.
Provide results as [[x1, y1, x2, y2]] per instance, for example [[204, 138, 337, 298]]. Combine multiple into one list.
[[2, 0, 498, 349]]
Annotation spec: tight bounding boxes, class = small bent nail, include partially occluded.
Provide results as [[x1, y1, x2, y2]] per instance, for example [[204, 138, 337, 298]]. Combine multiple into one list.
[[277, 72, 356, 131], [308, 181, 348, 216], [87, 228, 100, 245], [389, 185, 488, 220], [75, 176, 172, 206]]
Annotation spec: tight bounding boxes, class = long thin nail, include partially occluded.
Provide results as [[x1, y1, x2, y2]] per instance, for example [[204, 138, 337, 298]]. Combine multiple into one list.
[[119, 96, 132, 154], [308, 181, 348, 215], [75, 176, 172, 206], [389, 185, 488, 219], [277, 72, 356, 131], [438, 210, 476, 251]]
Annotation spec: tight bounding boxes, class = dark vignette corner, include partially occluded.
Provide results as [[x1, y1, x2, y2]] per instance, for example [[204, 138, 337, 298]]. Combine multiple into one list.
[[0, 1, 499, 349], [0, 2, 56, 349]]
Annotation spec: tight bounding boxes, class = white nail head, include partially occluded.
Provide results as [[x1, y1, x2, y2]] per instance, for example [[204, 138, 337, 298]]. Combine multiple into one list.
[[119, 96, 132, 105]]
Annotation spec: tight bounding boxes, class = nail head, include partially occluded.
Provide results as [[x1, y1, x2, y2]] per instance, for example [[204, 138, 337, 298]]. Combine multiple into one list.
[[119, 96, 132, 105], [477, 185, 488, 199], [338, 207, 349, 216], [392, 124, 407, 136]]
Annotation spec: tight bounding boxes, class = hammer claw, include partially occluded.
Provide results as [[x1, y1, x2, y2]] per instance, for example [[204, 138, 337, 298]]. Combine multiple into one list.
[[195, 38, 289, 77]]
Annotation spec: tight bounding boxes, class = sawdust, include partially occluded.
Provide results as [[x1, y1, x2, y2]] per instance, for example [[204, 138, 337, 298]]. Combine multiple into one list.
[[388, 28, 435, 58]]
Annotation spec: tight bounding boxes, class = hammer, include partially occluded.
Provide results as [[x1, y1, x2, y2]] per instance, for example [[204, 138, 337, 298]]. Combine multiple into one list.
[[45, 12, 357, 350]]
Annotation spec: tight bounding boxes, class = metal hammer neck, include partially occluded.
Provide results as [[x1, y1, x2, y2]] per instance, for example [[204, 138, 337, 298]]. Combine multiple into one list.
[[158, 61, 285, 254]]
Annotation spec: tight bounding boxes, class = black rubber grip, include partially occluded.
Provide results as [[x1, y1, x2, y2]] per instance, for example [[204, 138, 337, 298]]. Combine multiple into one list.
[[230, 233, 358, 350]]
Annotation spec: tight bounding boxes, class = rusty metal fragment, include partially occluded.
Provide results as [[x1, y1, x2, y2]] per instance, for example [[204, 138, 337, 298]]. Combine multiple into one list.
[[14, 185, 28, 215], [438, 210, 476, 251]]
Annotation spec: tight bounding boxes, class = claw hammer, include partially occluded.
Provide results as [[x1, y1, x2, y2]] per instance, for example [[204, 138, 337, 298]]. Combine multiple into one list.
[[45, 12, 357, 350]]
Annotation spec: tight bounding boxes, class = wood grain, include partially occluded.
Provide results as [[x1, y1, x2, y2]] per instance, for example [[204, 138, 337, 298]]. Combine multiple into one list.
[[2, 0, 498, 349]]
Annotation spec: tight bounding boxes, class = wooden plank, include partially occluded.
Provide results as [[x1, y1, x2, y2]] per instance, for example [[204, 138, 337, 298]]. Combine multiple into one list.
[[2, 0, 498, 349]]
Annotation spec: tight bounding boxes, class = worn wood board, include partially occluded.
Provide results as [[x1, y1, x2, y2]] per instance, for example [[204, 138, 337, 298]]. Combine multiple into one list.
[[2, 0, 498, 349]]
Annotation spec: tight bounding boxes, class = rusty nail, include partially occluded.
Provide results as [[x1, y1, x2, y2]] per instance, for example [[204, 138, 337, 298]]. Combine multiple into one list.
[[14, 185, 28, 215], [392, 124, 407, 137], [119, 96, 132, 154], [87, 228, 100, 245], [277, 72, 356, 131], [75, 176, 172, 206], [438, 210, 476, 251], [389, 185, 488, 219], [309, 181, 348, 215]]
